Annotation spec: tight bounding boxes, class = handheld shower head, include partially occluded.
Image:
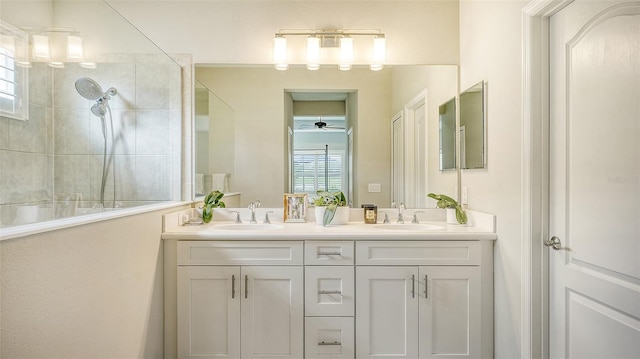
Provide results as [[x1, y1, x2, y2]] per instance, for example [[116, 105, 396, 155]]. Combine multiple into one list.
[[91, 102, 107, 117], [75, 77, 104, 101]]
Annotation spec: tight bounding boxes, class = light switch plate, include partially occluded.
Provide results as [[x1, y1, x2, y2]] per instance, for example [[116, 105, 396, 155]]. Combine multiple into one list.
[[368, 183, 381, 193]]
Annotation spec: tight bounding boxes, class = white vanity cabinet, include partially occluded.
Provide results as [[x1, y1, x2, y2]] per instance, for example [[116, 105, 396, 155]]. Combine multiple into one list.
[[177, 241, 304, 359], [355, 241, 492, 359]]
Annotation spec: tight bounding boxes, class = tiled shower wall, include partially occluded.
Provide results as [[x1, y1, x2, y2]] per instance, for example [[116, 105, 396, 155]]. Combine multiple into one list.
[[0, 55, 182, 227]]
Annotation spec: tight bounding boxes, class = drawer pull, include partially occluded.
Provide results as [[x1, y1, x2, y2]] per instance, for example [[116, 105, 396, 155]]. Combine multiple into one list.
[[232, 274, 236, 299], [318, 341, 342, 346], [318, 251, 342, 256], [318, 290, 342, 295], [412, 274, 415, 298], [425, 274, 428, 298]]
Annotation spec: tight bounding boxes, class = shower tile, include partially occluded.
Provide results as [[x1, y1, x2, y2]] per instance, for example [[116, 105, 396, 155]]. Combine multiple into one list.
[[136, 87, 170, 109], [92, 63, 136, 110], [2, 151, 51, 205], [136, 109, 170, 155], [169, 66, 182, 110], [54, 109, 92, 155], [135, 155, 171, 201], [169, 109, 182, 155], [54, 155, 91, 204], [53, 64, 90, 109], [29, 63, 53, 108], [0, 117, 9, 150], [8, 104, 48, 153], [136, 62, 170, 89], [88, 154, 135, 205], [109, 109, 136, 155]]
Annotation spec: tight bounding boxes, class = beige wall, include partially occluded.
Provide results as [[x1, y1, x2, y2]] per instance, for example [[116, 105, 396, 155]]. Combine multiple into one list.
[[0, 204, 189, 358], [107, 0, 460, 65], [459, 1, 528, 357]]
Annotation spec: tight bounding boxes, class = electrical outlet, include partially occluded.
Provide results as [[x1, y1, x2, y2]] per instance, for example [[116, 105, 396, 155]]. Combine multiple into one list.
[[368, 183, 381, 193], [461, 187, 468, 205]]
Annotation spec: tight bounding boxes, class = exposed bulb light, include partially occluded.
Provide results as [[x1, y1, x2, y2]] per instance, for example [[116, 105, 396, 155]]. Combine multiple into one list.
[[339, 36, 353, 71], [370, 36, 386, 71], [306, 36, 320, 70], [66, 35, 84, 60], [273, 36, 288, 71], [32, 34, 50, 60]]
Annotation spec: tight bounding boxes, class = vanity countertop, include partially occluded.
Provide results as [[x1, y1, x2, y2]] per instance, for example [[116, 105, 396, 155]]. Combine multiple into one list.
[[162, 208, 497, 241]]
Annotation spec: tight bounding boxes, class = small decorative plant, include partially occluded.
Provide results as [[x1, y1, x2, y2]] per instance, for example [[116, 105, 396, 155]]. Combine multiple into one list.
[[427, 193, 467, 224], [202, 190, 226, 223], [313, 190, 347, 226]]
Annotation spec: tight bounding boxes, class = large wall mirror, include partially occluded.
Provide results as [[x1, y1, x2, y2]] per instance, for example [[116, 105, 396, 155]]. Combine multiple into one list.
[[438, 97, 456, 171], [460, 81, 486, 169], [194, 65, 460, 208]]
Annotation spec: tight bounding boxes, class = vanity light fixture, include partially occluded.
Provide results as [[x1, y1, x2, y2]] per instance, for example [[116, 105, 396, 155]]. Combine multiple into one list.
[[19, 28, 91, 68], [32, 34, 50, 60], [273, 29, 386, 71], [66, 34, 84, 60]]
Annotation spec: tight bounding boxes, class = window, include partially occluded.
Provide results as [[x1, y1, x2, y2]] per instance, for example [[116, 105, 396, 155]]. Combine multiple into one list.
[[0, 21, 28, 121], [293, 150, 344, 195]]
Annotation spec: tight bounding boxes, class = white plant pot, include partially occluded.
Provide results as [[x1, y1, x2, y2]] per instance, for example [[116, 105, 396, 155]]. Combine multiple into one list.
[[446, 208, 458, 224], [315, 206, 350, 225]]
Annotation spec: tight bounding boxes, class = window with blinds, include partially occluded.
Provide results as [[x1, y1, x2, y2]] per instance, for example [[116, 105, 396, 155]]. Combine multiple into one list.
[[0, 22, 28, 121], [293, 150, 344, 194]]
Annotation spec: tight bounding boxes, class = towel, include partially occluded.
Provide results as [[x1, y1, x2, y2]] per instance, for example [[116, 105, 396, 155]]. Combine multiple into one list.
[[195, 173, 204, 195], [211, 173, 230, 192]]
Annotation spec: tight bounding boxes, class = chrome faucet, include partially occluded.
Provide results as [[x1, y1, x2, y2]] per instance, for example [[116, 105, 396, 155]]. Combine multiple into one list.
[[230, 210, 242, 224], [248, 200, 261, 224], [412, 211, 425, 224], [397, 202, 406, 224], [264, 211, 274, 224]]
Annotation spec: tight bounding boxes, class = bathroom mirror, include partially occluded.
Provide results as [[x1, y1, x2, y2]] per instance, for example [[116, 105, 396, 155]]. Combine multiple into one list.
[[459, 81, 486, 169], [194, 80, 235, 197], [194, 65, 459, 208], [438, 97, 456, 170]]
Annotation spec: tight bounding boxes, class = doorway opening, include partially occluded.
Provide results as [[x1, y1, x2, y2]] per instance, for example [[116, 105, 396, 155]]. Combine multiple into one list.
[[286, 91, 355, 205]]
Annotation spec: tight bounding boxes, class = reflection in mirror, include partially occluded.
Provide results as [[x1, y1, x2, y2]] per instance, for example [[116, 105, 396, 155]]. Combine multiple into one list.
[[194, 65, 458, 208], [438, 97, 456, 170], [194, 81, 235, 197], [460, 81, 485, 169]]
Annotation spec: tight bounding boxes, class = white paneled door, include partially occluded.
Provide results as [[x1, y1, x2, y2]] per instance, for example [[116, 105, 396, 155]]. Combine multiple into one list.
[[549, 1, 640, 358]]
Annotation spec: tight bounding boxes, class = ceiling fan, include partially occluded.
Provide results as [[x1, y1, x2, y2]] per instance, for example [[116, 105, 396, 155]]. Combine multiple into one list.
[[299, 117, 346, 130]]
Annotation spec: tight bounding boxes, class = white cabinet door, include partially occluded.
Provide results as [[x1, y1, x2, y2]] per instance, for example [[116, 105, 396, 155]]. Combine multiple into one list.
[[419, 266, 481, 359], [241, 266, 304, 359], [356, 266, 419, 359], [177, 266, 241, 359]]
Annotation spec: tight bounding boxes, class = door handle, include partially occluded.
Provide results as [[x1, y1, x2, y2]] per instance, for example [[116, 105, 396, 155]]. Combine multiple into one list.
[[232, 274, 236, 298], [412, 274, 415, 298], [424, 274, 428, 298], [544, 236, 562, 250], [245, 275, 248, 298]]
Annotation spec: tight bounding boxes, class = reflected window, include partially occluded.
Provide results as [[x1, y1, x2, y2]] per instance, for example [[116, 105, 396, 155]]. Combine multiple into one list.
[[293, 150, 344, 194]]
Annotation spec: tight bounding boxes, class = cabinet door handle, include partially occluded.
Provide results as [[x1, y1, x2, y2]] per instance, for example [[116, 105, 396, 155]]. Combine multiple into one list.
[[318, 290, 342, 295], [412, 274, 415, 298], [232, 274, 236, 299], [424, 274, 428, 298], [318, 251, 342, 256], [318, 341, 342, 346], [244, 275, 248, 299]]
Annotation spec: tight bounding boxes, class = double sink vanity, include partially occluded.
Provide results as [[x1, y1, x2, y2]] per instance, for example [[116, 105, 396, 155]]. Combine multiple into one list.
[[162, 208, 496, 359]]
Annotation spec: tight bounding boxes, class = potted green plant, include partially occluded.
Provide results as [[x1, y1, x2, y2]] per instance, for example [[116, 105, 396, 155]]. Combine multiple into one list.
[[313, 190, 349, 226], [202, 190, 226, 223], [427, 193, 467, 224]]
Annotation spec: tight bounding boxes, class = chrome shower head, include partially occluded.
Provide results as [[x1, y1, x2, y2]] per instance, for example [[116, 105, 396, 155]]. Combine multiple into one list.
[[75, 77, 104, 101]]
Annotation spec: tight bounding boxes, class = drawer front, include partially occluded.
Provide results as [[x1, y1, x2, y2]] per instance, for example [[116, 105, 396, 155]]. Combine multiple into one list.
[[178, 241, 303, 265], [305, 317, 354, 359], [355, 241, 480, 265], [305, 266, 354, 317], [305, 241, 354, 265]]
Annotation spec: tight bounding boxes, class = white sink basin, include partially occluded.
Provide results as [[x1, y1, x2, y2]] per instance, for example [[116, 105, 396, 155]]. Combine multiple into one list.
[[373, 224, 445, 231], [211, 224, 283, 231]]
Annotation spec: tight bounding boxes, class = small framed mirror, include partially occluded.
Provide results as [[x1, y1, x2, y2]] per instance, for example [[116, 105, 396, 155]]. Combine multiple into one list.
[[459, 81, 486, 169], [438, 97, 456, 170]]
